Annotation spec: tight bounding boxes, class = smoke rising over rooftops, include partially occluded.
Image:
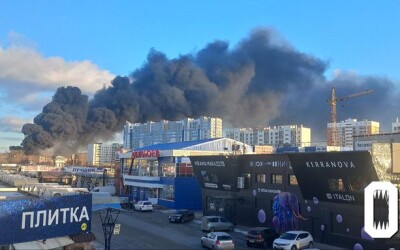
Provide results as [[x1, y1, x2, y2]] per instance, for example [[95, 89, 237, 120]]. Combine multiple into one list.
[[21, 28, 400, 155]]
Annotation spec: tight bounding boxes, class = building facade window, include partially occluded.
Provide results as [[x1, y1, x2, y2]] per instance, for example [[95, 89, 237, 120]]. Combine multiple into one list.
[[245, 173, 252, 188], [271, 174, 283, 184], [328, 178, 345, 191], [161, 162, 175, 177], [206, 196, 216, 211], [256, 174, 266, 183], [176, 163, 193, 178], [160, 185, 175, 201], [288, 175, 298, 185]]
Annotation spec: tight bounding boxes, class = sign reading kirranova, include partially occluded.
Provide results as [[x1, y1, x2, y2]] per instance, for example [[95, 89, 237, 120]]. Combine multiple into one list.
[[0, 194, 92, 245]]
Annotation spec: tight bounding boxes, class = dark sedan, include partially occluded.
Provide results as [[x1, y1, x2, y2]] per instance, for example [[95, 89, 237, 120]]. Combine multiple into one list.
[[168, 209, 195, 223], [245, 227, 280, 248]]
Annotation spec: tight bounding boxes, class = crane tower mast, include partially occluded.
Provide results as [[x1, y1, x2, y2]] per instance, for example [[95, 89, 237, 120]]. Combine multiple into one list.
[[328, 87, 373, 146]]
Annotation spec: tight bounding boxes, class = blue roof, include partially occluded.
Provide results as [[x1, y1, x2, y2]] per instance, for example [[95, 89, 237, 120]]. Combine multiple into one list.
[[135, 138, 221, 151]]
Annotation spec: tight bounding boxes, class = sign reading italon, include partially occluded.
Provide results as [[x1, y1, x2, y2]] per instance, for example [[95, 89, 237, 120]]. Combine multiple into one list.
[[0, 194, 92, 245]]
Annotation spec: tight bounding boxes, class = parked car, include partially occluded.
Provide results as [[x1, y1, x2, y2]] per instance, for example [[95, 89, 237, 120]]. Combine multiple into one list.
[[134, 201, 153, 211], [201, 216, 234, 232], [245, 227, 280, 248], [272, 230, 313, 250], [169, 209, 195, 223], [201, 232, 235, 250]]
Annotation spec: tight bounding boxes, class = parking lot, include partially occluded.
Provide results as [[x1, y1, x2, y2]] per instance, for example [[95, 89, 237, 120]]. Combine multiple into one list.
[[90, 208, 345, 250]]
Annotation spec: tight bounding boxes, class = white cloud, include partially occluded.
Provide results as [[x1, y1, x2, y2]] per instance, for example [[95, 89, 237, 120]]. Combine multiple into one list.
[[0, 33, 116, 140], [0, 45, 115, 95]]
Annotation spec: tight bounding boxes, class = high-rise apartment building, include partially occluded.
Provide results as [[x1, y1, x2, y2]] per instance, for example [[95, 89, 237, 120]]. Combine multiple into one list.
[[327, 118, 380, 147], [87, 143, 101, 166], [224, 124, 311, 148], [123, 117, 223, 149], [87, 143, 121, 166]]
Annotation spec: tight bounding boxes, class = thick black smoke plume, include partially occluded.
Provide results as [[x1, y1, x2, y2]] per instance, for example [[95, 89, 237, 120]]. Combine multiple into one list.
[[21, 28, 400, 154]]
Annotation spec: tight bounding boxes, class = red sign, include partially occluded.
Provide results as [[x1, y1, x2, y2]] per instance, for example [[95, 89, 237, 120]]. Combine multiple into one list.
[[132, 150, 160, 158]]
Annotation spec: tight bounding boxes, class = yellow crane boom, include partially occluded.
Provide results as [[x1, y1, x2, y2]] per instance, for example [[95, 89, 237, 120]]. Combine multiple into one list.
[[328, 87, 373, 146]]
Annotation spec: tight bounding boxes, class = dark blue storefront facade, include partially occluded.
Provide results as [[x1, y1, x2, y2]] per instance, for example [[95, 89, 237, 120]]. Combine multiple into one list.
[[123, 175, 202, 210], [157, 177, 202, 210]]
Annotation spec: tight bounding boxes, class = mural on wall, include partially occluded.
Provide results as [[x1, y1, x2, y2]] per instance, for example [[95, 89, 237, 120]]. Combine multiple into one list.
[[272, 192, 307, 232]]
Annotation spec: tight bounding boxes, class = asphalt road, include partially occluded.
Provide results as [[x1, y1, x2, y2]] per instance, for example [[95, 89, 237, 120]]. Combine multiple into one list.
[[90, 209, 345, 250], [90, 209, 254, 250]]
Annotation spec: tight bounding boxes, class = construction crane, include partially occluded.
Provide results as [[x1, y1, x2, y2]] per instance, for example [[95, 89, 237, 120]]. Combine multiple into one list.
[[327, 87, 373, 146]]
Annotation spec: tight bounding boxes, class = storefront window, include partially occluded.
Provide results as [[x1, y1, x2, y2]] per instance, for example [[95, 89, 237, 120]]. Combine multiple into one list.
[[122, 158, 133, 174], [271, 174, 283, 184], [134, 159, 159, 176], [245, 173, 251, 188], [346, 177, 368, 192], [206, 196, 216, 211], [160, 185, 175, 201], [256, 174, 266, 183], [288, 175, 298, 185], [150, 161, 159, 176], [147, 188, 158, 198], [329, 178, 345, 191], [161, 162, 175, 177], [176, 163, 193, 177]]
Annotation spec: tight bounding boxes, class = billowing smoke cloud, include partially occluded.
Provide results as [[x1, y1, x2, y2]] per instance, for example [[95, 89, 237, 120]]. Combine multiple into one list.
[[21, 28, 400, 154]]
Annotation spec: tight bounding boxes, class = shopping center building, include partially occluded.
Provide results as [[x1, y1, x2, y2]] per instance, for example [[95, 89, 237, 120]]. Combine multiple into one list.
[[117, 138, 252, 210], [190, 147, 400, 249]]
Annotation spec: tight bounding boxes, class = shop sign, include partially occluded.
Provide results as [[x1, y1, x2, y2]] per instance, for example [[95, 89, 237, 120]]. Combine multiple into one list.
[[191, 155, 237, 191], [257, 188, 281, 194], [21, 165, 58, 172], [132, 150, 160, 158], [69, 167, 104, 173], [250, 161, 287, 167], [0, 194, 92, 245]]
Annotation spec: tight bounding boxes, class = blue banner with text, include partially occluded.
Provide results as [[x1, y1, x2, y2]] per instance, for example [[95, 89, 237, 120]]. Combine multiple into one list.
[[0, 194, 92, 245]]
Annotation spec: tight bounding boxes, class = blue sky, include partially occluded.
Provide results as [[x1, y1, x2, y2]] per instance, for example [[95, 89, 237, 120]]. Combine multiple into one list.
[[1, 1, 400, 152]]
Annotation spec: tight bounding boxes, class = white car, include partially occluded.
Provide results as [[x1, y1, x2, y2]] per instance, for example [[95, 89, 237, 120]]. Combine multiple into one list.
[[134, 201, 153, 211], [201, 232, 235, 250], [273, 230, 313, 250]]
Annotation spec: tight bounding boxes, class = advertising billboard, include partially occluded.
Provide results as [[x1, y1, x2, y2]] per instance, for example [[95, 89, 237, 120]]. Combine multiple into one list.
[[288, 151, 379, 205], [0, 194, 92, 245], [190, 155, 239, 191]]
